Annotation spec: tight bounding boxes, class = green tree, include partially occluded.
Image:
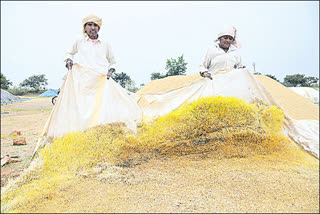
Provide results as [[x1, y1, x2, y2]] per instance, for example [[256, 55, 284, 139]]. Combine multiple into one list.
[[113, 72, 133, 89], [283, 74, 319, 87], [266, 74, 279, 82], [165, 55, 188, 76], [151, 72, 166, 80], [305, 76, 319, 87], [127, 79, 138, 92], [1, 73, 13, 90], [151, 55, 188, 80], [19, 74, 48, 90]]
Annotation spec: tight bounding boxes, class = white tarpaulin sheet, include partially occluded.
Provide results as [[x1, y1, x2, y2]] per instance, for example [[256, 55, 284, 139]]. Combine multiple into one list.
[[136, 68, 319, 158], [42, 64, 142, 139]]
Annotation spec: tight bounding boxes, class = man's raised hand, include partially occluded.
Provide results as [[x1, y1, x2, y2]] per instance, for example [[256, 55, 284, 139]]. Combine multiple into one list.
[[65, 59, 73, 70], [107, 68, 115, 79]]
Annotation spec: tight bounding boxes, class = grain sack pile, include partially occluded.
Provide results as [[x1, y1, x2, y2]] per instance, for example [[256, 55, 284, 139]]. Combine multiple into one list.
[[136, 70, 319, 158]]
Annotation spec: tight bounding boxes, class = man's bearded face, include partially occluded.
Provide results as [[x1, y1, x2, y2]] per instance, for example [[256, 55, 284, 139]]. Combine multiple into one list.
[[219, 35, 234, 50], [84, 22, 100, 39]]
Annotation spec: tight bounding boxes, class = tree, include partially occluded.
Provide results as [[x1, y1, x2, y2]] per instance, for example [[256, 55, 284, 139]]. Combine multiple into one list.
[[151, 72, 166, 80], [1, 73, 13, 90], [283, 74, 319, 87], [127, 80, 139, 92], [305, 76, 319, 87], [151, 55, 188, 80], [19, 74, 48, 90], [127, 79, 138, 92], [113, 72, 133, 89], [165, 55, 188, 76], [265, 74, 279, 82]]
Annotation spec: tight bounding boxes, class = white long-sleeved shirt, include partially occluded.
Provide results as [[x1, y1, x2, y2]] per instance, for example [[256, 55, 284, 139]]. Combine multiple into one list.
[[64, 36, 116, 74], [199, 42, 242, 74]]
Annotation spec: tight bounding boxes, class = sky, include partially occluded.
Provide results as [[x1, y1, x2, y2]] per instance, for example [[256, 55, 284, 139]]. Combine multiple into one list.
[[1, 1, 319, 89]]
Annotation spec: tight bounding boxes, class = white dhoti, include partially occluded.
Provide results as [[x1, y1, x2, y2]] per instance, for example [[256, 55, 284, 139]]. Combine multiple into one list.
[[42, 64, 142, 139]]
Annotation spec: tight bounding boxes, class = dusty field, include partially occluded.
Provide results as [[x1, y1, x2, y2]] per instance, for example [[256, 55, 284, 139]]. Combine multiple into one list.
[[1, 97, 53, 186], [1, 96, 319, 213], [9, 146, 319, 213]]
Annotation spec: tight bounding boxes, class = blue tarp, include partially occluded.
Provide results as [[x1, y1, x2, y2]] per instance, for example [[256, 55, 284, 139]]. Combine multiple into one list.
[[39, 89, 58, 97]]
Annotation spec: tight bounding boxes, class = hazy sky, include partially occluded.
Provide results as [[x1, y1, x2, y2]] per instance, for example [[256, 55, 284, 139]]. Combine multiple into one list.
[[1, 1, 319, 89]]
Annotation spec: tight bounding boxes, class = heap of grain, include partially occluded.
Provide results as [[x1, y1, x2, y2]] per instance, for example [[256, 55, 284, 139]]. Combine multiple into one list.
[[137, 73, 202, 95], [254, 75, 319, 120]]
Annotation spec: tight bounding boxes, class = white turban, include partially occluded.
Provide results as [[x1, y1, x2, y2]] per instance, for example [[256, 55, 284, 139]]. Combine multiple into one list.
[[214, 25, 241, 48], [82, 14, 103, 36]]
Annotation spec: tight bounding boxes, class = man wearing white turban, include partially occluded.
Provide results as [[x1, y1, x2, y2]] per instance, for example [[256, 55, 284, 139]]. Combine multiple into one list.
[[199, 25, 245, 79], [64, 14, 116, 78], [38, 15, 142, 140]]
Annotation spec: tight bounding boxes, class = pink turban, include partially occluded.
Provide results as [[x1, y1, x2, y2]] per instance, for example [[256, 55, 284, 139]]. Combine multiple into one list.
[[214, 25, 242, 48]]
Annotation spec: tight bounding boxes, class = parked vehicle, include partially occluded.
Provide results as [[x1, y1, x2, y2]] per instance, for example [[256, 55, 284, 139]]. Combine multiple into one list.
[[51, 89, 60, 105]]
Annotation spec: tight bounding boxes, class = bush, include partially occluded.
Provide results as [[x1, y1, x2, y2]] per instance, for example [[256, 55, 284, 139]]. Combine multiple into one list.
[[7, 87, 46, 96], [1, 73, 12, 89]]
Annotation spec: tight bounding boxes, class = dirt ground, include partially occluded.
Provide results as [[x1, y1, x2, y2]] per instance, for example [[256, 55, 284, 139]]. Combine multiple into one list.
[[1, 97, 53, 187], [1, 97, 319, 213]]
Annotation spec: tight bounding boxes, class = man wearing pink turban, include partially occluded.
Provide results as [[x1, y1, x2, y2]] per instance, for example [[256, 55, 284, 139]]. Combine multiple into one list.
[[200, 26, 245, 79]]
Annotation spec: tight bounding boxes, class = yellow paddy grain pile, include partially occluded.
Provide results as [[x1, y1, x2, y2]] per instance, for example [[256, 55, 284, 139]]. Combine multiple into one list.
[[254, 75, 319, 120], [1, 96, 290, 212], [137, 73, 202, 95], [135, 96, 289, 159]]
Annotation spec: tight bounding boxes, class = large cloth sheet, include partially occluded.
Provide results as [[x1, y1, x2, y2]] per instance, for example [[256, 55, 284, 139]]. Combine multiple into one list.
[[136, 68, 319, 158], [42, 64, 142, 139]]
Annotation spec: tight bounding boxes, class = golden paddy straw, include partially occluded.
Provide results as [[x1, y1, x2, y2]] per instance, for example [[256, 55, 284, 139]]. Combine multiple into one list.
[[1, 96, 291, 212]]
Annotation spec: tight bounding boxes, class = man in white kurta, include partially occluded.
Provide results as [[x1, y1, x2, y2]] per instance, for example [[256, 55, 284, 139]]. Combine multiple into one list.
[[64, 36, 116, 75], [41, 15, 142, 139], [64, 14, 116, 76], [199, 42, 242, 75], [199, 26, 244, 79]]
